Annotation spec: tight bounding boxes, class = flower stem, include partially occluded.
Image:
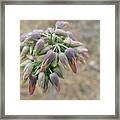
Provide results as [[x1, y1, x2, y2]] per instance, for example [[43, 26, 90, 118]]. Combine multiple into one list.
[[58, 43, 68, 49]]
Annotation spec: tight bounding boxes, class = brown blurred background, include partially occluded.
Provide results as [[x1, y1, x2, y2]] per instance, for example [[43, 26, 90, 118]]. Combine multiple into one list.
[[20, 20, 100, 100]]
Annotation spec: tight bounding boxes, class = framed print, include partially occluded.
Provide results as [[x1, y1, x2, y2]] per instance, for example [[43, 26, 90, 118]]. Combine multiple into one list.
[[0, 0, 119, 119]]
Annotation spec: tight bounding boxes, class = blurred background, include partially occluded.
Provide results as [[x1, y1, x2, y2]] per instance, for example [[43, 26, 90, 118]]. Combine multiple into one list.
[[20, 20, 100, 100]]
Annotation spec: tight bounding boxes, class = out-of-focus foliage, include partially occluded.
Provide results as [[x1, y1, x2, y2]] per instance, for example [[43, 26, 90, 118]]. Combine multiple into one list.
[[20, 20, 100, 100]]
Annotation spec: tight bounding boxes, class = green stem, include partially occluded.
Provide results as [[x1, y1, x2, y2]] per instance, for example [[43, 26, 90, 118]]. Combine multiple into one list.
[[58, 43, 68, 49], [57, 45, 61, 53], [49, 68, 52, 74]]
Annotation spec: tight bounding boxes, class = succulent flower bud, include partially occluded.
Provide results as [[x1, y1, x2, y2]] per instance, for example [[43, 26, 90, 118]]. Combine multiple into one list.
[[50, 72, 60, 92], [76, 46, 89, 54], [26, 55, 36, 61], [20, 46, 29, 57], [40, 45, 52, 55], [20, 33, 29, 42], [22, 62, 33, 82], [30, 31, 41, 40], [45, 27, 55, 34], [59, 52, 69, 70], [29, 74, 37, 95], [55, 29, 67, 37], [65, 48, 77, 73], [67, 31, 77, 41], [34, 39, 45, 52], [55, 21, 69, 29], [40, 50, 56, 72], [53, 66, 64, 78], [64, 37, 83, 47], [38, 72, 45, 87], [20, 59, 31, 68]]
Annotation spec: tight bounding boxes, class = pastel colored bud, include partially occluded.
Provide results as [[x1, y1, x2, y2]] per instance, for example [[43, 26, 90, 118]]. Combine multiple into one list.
[[76, 46, 89, 54], [65, 48, 76, 61], [50, 72, 60, 92], [55, 29, 67, 37], [45, 27, 54, 34], [65, 48, 77, 73], [20, 46, 29, 57], [35, 39, 45, 51], [38, 72, 45, 87], [51, 52, 58, 67], [26, 55, 36, 61], [55, 21, 69, 29], [64, 37, 83, 47], [67, 31, 77, 41], [44, 50, 56, 64], [29, 74, 37, 95], [77, 54, 87, 64], [53, 66, 64, 79], [40, 50, 56, 72], [30, 31, 41, 40], [59, 52, 69, 70], [20, 59, 32, 68], [40, 45, 52, 55], [23, 62, 33, 82], [43, 36, 49, 43], [20, 33, 29, 42]]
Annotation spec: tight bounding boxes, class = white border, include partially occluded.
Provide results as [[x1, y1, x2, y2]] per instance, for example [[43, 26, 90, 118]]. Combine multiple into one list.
[[5, 5, 115, 115]]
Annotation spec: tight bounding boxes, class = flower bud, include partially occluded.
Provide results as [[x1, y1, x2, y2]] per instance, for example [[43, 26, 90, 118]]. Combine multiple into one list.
[[38, 72, 45, 87], [76, 46, 89, 54], [67, 31, 77, 41], [45, 27, 54, 34], [20, 59, 31, 68], [20, 46, 29, 57], [20, 33, 29, 42], [26, 55, 36, 61], [50, 72, 60, 92], [30, 31, 41, 40], [29, 74, 37, 95], [55, 29, 67, 37], [53, 66, 64, 79], [55, 21, 69, 29], [64, 37, 83, 47], [40, 45, 52, 55], [65, 48, 77, 73], [22, 62, 33, 82], [59, 52, 69, 70], [40, 50, 56, 72], [34, 39, 45, 52]]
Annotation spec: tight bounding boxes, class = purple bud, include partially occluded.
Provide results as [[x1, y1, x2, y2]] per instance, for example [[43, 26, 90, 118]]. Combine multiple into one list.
[[64, 37, 83, 47], [40, 50, 56, 72], [67, 31, 77, 41], [45, 27, 54, 34], [29, 74, 37, 95], [30, 31, 41, 40], [20, 33, 29, 42], [23, 63, 33, 81], [59, 52, 69, 69], [55, 21, 69, 29], [65, 48, 76, 61], [50, 72, 60, 92], [38, 72, 45, 87], [20, 46, 29, 57], [40, 45, 52, 55], [44, 50, 56, 64], [55, 29, 67, 37], [53, 66, 64, 79], [35, 39, 45, 51]]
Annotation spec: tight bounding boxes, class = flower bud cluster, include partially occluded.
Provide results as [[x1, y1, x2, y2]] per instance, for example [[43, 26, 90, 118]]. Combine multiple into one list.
[[20, 21, 89, 95]]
